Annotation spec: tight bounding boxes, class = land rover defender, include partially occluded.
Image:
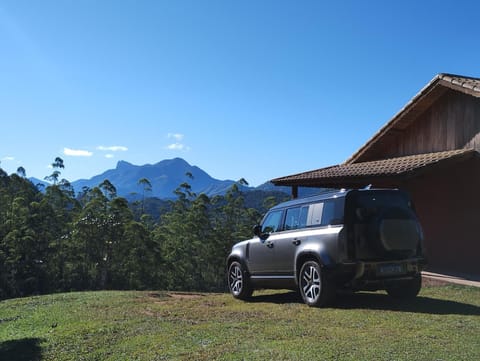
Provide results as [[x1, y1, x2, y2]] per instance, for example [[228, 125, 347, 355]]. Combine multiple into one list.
[[227, 189, 426, 307]]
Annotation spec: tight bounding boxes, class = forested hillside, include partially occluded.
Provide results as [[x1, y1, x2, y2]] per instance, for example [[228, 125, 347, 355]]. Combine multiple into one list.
[[0, 158, 288, 299]]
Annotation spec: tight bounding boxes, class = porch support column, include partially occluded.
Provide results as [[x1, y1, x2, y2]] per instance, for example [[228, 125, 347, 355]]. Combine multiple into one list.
[[291, 185, 298, 199]]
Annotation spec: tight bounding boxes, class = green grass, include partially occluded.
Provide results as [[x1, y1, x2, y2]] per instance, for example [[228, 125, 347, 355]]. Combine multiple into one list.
[[1, 286, 479, 360]]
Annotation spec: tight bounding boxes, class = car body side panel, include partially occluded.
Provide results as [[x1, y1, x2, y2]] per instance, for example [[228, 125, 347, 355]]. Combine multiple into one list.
[[239, 226, 344, 277]]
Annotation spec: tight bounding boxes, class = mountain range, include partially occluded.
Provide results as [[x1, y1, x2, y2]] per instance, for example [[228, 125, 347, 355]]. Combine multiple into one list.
[[72, 158, 244, 199], [29, 157, 322, 200]]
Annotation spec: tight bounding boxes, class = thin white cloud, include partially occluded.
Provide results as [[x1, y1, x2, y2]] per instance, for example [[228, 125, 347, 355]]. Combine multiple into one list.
[[168, 133, 184, 141], [167, 143, 185, 150], [105, 154, 114, 159], [63, 147, 93, 157], [166, 133, 189, 151], [166, 143, 191, 151], [1, 156, 15, 161], [97, 145, 128, 152]]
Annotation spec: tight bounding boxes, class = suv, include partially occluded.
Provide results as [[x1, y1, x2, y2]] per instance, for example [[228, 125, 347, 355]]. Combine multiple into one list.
[[227, 189, 426, 307]]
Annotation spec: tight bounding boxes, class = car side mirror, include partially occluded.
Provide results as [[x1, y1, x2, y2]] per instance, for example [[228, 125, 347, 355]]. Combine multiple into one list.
[[253, 225, 262, 237], [253, 224, 270, 241]]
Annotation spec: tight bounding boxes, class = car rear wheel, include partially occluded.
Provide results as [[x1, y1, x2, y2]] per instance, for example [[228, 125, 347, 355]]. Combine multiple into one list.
[[299, 260, 335, 307], [386, 273, 422, 299], [228, 261, 253, 300]]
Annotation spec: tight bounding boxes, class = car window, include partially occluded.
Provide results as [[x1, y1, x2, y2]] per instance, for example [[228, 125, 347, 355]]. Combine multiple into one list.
[[284, 206, 308, 230], [284, 207, 300, 230], [353, 191, 410, 222], [356, 192, 410, 210], [307, 199, 344, 227], [261, 210, 284, 233], [307, 202, 324, 226], [322, 201, 336, 225], [299, 206, 309, 228]]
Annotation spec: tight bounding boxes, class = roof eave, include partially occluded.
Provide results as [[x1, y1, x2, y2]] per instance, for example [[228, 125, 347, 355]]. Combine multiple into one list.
[[347, 73, 480, 164], [272, 149, 479, 189]]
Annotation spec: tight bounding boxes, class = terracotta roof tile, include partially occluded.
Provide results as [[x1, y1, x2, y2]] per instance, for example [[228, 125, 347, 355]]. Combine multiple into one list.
[[441, 74, 480, 92], [272, 149, 477, 186]]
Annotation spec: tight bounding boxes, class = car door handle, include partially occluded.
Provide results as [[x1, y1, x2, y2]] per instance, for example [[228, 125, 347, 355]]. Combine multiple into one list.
[[266, 241, 274, 248], [292, 239, 301, 246]]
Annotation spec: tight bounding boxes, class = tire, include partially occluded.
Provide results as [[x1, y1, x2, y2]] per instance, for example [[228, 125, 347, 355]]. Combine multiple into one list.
[[386, 273, 422, 299], [298, 260, 335, 307], [227, 261, 253, 300]]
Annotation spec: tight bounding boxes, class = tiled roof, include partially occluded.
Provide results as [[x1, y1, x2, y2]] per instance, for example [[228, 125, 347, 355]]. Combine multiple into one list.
[[440, 73, 480, 93], [348, 73, 480, 164], [272, 149, 478, 187]]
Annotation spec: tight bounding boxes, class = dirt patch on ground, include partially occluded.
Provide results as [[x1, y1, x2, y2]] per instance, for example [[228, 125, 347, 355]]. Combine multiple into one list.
[[166, 292, 205, 300], [142, 292, 206, 305], [146, 292, 165, 299]]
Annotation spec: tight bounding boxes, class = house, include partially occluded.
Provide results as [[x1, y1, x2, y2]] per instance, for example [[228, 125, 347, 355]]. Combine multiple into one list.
[[271, 73, 480, 277]]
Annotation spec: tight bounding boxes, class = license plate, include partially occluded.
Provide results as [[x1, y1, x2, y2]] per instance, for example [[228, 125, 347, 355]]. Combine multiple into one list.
[[377, 263, 406, 277]]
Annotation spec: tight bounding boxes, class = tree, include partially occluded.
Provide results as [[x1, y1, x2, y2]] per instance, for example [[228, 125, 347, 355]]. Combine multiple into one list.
[[41, 158, 80, 291], [52, 157, 65, 170], [0, 156, 279, 298], [137, 178, 152, 216], [99, 179, 117, 200], [154, 178, 260, 292], [16, 167, 26, 178], [44, 157, 65, 185], [0, 173, 49, 297]]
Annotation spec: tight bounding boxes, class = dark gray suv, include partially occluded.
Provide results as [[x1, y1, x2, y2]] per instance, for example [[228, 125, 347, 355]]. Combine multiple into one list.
[[227, 189, 426, 307]]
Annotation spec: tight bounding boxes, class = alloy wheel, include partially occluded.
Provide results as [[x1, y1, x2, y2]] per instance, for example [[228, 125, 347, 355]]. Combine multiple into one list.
[[301, 264, 321, 303], [229, 263, 243, 295]]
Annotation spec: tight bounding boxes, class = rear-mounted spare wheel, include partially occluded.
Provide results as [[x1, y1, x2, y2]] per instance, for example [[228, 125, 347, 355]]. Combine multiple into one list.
[[370, 207, 421, 256]]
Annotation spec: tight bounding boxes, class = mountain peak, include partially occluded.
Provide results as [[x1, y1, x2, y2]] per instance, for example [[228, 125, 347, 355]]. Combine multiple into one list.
[[154, 157, 189, 167], [116, 160, 134, 169]]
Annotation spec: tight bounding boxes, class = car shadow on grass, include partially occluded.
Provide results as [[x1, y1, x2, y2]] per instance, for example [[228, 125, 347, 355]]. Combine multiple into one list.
[[334, 292, 480, 316], [0, 338, 43, 361], [250, 291, 303, 305], [249, 291, 480, 316]]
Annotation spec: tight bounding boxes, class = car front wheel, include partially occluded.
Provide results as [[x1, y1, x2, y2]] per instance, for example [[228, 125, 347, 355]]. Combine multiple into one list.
[[227, 261, 253, 300], [299, 260, 335, 307]]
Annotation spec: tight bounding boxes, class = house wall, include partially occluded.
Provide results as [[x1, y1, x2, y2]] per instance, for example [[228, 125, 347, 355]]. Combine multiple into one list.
[[381, 91, 480, 158], [403, 157, 480, 276]]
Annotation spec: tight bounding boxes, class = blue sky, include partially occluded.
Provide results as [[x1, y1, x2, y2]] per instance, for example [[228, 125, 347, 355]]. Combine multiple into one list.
[[1, 0, 479, 187]]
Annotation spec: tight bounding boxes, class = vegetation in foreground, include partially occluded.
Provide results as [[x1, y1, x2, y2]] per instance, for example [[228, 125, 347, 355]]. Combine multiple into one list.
[[0, 285, 479, 360], [1, 158, 289, 299]]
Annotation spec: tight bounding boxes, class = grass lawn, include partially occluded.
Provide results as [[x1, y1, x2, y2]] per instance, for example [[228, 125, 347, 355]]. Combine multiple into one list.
[[0, 285, 479, 360]]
